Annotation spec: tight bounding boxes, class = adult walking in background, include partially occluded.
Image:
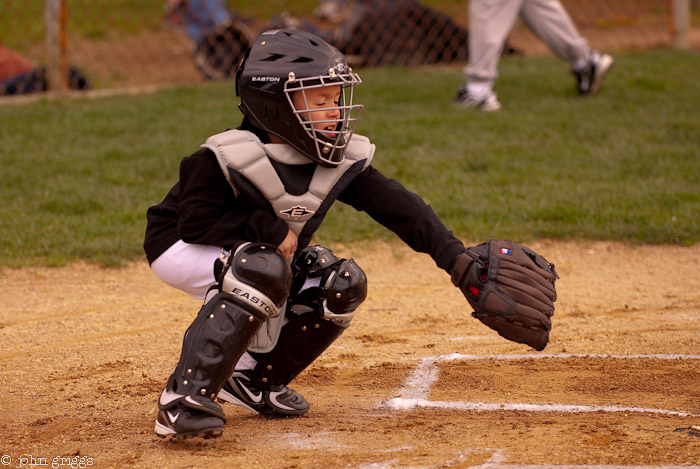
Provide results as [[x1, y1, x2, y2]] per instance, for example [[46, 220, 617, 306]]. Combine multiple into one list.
[[455, 0, 614, 111]]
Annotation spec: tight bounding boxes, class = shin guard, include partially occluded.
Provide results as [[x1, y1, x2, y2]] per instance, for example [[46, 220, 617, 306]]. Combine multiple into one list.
[[159, 242, 293, 424], [247, 309, 348, 388], [243, 245, 368, 388], [159, 291, 268, 419], [176, 292, 268, 397]]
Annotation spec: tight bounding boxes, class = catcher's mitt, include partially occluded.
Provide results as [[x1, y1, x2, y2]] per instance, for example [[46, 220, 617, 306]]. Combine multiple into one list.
[[451, 239, 558, 351]]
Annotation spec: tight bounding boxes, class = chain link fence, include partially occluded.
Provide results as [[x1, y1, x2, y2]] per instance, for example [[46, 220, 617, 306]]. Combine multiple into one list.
[[1, 0, 697, 96]]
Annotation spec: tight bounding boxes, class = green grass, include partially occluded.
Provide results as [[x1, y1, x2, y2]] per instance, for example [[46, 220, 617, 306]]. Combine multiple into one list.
[[0, 50, 698, 267], [352, 51, 700, 245]]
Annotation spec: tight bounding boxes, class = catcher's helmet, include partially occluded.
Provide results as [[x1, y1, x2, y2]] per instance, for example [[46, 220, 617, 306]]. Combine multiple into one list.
[[236, 29, 363, 166]]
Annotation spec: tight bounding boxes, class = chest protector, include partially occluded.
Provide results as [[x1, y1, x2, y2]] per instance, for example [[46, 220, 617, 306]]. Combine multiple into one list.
[[202, 129, 374, 237], [201, 129, 374, 352]]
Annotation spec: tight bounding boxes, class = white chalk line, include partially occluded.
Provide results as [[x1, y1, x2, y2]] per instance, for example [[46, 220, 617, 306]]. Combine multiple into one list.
[[437, 352, 700, 362], [471, 465, 700, 469], [384, 398, 697, 417], [382, 353, 700, 417], [442, 448, 700, 469]]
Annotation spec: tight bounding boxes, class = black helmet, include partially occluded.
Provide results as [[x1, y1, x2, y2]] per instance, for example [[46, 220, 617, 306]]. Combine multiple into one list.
[[236, 29, 363, 166]]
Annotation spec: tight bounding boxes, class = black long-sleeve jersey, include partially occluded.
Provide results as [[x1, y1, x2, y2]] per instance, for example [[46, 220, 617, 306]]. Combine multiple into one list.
[[144, 127, 465, 273]]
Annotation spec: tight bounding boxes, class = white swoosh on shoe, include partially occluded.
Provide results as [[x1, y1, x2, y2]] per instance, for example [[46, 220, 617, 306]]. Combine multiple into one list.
[[167, 410, 180, 423], [233, 374, 263, 403], [269, 391, 296, 411]]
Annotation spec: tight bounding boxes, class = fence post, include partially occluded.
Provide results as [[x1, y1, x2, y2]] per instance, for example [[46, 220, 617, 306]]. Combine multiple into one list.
[[45, 0, 68, 92], [672, 0, 691, 50]]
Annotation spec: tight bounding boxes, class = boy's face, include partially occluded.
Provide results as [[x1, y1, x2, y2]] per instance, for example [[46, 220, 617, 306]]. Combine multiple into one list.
[[292, 85, 342, 139]]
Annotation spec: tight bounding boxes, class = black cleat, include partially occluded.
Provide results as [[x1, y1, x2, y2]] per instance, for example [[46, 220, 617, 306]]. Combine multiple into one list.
[[217, 370, 310, 417], [154, 384, 227, 440], [154, 401, 225, 440]]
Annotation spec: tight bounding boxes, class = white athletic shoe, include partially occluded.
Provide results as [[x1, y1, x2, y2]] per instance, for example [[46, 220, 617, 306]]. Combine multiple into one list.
[[574, 51, 614, 95], [453, 85, 501, 111]]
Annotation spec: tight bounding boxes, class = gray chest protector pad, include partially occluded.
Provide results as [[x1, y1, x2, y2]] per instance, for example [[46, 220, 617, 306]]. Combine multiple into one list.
[[202, 129, 374, 352]]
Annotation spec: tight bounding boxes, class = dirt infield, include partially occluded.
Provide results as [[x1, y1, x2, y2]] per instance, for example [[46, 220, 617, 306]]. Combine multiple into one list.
[[1, 240, 699, 468]]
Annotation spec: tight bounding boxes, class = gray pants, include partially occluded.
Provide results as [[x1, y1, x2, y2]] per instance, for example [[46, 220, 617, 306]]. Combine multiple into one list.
[[465, 0, 590, 89]]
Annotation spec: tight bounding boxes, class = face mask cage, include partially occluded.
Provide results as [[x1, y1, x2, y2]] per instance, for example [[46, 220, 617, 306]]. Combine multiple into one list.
[[284, 68, 363, 165]]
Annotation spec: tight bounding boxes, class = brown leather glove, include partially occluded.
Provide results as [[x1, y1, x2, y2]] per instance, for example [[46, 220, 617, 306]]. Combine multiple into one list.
[[451, 239, 558, 351]]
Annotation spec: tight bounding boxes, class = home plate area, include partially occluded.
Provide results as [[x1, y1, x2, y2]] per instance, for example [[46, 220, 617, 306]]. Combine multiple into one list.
[[381, 353, 700, 417]]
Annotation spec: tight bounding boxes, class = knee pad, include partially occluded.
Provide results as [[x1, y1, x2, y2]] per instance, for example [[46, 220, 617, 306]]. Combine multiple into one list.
[[292, 245, 368, 327], [324, 258, 367, 320], [218, 242, 292, 318]]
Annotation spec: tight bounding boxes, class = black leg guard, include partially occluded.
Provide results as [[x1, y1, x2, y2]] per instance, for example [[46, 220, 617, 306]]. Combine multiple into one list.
[[160, 292, 268, 413], [245, 245, 368, 389], [165, 242, 292, 403], [176, 292, 268, 398], [158, 243, 292, 431], [155, 291, 270, 438], [247, 308, 348, 388]]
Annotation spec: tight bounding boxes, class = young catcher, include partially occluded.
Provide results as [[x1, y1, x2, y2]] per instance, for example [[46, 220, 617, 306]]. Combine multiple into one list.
[[144, 28, 558, 440]]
